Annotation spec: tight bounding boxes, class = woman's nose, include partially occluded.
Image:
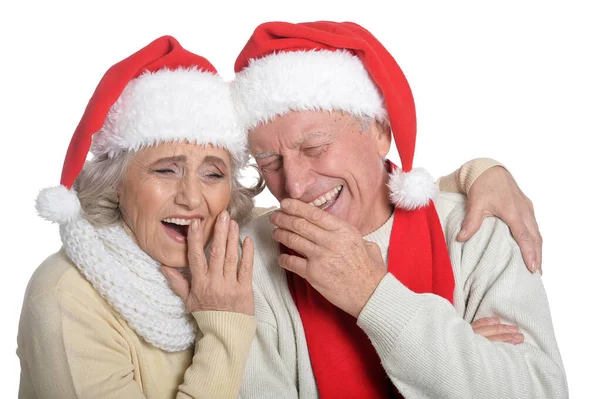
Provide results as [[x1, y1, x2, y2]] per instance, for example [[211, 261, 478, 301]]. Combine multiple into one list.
[[174, 179, 203, 209]]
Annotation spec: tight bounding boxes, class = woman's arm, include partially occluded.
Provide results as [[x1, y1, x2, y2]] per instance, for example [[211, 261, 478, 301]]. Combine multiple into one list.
[[162, 211, 257, 399], [17, 283, 256, 399], [178, 312, 256, 398]]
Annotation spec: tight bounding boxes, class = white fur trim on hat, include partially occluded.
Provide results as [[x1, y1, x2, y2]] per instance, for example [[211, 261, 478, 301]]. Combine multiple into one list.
[[388, 167, 438, 210], [36, 186, 82, 224], [232, 50, 388, 131], [91, 68, 247, 165]]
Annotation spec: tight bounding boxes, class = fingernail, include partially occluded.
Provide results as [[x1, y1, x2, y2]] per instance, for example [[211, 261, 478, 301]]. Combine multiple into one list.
[[513, 333, 524, 342], [507, 325, 519, 333], [220, 211, 229, 223], [281, 199, 290, 209], [457, 229, 466, 240], [192, 219, 200, 232]]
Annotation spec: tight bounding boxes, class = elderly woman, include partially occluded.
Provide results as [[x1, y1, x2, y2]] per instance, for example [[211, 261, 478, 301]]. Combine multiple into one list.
[[17, 36, 260, 398]]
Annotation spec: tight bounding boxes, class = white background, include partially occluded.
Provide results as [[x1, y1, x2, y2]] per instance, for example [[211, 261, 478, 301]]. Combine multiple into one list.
[[1, 1, 598, 397]]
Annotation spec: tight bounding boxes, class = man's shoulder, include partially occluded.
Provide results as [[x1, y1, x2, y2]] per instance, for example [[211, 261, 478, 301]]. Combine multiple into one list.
[[433, 192, 468, 235], [241, 207, 278, 246], [435, 192, 516, 254], [240, 207, 289, 283], [434, 192, 467, 218], [435, 193, 519, 276]]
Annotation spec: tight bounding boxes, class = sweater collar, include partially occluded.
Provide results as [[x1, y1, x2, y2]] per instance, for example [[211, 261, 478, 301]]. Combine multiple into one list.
[[363, 212, 395, 266]]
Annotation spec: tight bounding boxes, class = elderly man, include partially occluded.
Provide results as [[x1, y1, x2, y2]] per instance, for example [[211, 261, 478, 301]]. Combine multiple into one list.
[[234, 22, 566, 398]]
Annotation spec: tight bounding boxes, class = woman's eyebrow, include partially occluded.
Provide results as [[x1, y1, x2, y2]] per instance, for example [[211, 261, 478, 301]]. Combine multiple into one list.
[[152, 155, 187, 164], [202, 155, 228, 169]]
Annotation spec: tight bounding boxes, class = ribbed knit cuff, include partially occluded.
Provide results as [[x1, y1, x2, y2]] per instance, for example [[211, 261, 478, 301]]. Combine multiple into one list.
[[357, 273, 423, 358], [192, 311, 257, 344], [438, 158, 505, 194]]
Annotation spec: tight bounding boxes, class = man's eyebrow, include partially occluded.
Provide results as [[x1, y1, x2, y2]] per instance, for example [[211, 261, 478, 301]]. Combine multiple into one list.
[[254, 132, 330, 159], [254, 151, 279, 160], [294, 132, 328, 146]]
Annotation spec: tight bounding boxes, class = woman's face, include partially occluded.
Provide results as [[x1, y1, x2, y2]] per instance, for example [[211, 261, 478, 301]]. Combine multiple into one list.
[[118, 142, 232, 268]]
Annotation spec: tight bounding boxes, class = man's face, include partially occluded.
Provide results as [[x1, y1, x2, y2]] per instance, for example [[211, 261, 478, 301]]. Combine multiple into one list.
[[249, 110, 393, 235]]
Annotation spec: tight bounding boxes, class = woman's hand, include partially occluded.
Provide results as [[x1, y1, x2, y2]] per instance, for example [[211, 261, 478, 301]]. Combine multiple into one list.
[[471, 317, 524, 345], [162, 210, 255, 316]]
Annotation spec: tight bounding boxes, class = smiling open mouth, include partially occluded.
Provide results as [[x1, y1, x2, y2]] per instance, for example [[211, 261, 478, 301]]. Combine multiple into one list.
[[308, 185, 343, 210], [161, 218, 195, 242]]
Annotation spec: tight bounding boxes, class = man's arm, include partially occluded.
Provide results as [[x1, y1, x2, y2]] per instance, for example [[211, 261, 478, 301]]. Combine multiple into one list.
[[357, 205, 567, 398]]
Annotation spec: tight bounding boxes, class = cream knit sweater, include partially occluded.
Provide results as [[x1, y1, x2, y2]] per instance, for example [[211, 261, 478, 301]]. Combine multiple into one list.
[[17, 250, 256, 399], [17, 158, 502, 398], [239, 192, 567, 398]]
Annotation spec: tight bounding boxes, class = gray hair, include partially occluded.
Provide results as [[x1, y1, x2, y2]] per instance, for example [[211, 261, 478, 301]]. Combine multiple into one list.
[[73, 150, 264, 228], [354, 115, 390, 133]]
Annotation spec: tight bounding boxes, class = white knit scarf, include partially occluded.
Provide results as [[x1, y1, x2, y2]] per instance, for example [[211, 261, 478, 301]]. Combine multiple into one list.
[[59, 218, 196, 352]]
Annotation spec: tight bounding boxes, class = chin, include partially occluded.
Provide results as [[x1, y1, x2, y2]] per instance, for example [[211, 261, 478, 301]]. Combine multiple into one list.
[[153, 249, 189, 269]]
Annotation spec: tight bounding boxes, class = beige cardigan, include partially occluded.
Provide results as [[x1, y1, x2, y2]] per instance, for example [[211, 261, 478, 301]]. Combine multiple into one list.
[[239, 192, 567, 398], [17, 158, 500, 398]]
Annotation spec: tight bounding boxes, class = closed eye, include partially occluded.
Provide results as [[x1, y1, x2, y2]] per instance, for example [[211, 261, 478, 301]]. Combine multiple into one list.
[[154, 169, 176, 174], [259, 158, 282, 173], [302, 144, 328, 157]]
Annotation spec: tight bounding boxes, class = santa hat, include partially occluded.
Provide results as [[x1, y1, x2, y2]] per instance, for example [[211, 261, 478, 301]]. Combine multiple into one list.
[[36, 35, 245, 224], [232, 21, 437, 210]]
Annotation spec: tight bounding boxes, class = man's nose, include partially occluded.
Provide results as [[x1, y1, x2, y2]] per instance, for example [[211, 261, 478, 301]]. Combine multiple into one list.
[[174, 177, 203, 209], [283, 158, 314, 200]]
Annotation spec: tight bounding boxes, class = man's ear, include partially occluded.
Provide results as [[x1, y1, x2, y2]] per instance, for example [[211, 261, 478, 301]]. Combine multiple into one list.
[[375, 121, 392, 157]]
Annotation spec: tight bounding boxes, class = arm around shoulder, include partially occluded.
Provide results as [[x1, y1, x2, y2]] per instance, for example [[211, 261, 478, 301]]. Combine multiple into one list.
[[438, 157, 504, 194]]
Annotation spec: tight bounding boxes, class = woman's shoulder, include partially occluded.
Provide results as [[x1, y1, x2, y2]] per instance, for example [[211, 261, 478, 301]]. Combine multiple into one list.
[[23, 249, 107, 311]]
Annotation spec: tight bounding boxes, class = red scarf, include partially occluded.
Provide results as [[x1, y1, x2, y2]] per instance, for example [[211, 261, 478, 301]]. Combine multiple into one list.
[[285, 170, 454, 398]]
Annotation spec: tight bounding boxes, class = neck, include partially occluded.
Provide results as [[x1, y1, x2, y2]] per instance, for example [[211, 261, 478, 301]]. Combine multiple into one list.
[[357, 167, 394, 235]]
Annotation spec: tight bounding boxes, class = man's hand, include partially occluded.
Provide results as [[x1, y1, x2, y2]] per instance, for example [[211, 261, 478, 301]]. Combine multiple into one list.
[[471, 317, 524, 345], [270, 199, 387, 318], [459, 166, 543, 274]]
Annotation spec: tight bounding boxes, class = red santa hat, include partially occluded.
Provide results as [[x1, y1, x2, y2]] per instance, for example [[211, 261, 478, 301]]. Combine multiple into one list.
[[36, 35, 245, 224], [232, 21, 437, 210]]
